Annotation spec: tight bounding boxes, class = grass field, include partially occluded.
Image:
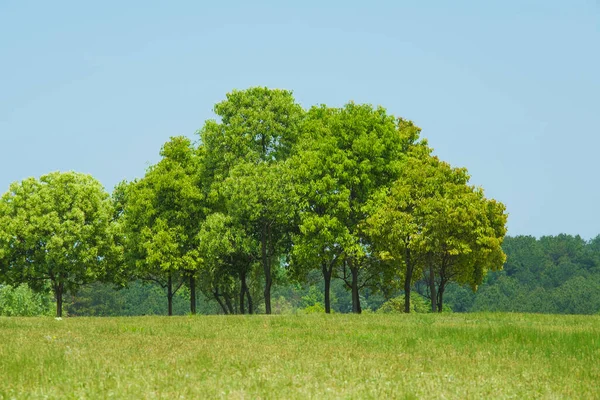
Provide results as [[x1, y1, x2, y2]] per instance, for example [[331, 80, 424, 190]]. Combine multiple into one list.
[[0, 313, 599, 399]]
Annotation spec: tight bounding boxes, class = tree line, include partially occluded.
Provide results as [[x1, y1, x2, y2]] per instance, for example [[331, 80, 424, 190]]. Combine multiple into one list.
[[0, 87, 507, 317], [443, 234, 600, 314], [3, 233, 599, 316]]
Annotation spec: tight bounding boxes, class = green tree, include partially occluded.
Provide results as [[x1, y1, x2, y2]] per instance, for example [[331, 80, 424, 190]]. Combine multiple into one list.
[[199, 87, 304, 314], [121, 136, 205, 315], [367, 151, 507, 313], [451, 234, 600, 315], [288, 106, 352, 314], [366, 154, 433, 313], [196, 212, 259, 314], [501, 236, 546, 285], [65, 281, 126, 316], [470, 275, 525, 312], [222, 161, 297, 314], [0, 172, 117, 317], [551, 275, 600, 314], [291, 104, 419, 313], [422, 161, 507, 312]]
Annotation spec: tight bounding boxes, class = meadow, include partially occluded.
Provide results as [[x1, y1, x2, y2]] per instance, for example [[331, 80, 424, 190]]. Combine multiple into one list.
[[0, 313, 598, 399]]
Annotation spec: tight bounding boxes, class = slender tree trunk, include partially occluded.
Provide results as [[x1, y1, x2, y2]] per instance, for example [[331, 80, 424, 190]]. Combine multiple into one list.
[[262, 223, 272, 315], [350, 260, 361, 314], [429, 265, 437, 313], [189, 274, 197, 315], [54, 282, 64, 318], [224, 292, 235, 315], [404, 248, 413, 313], [167, 273, 173, 316], [247, 288, 254, 315], [437, 282, 446, 313], [322, 263, 333, 314], [214, 290, 228, 314], [240, 271, 247, 315]]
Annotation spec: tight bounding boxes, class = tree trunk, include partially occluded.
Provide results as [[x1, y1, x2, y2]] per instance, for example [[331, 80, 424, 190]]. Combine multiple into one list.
[[262, 223, 272, 315], [322, 263, 333, 314], [429, 265, 437, 313], [247, 288, 254, 315], [240, 271, 247, 315], [54, 282, 64, 318], [214, 290, 228, 314], [224, 292, 235, 315], [404, 248, 413, 313], [167, 273, 174, 316], [350, 261, 361, 314], [189, 274, 197, 315], [437, 281, 446, 313]]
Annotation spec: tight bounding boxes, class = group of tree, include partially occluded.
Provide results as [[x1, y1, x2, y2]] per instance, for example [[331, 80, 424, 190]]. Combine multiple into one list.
[[0, 87, 508, 317]]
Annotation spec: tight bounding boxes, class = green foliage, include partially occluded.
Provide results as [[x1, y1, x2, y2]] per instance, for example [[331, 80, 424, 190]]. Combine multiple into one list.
[[0, 284, 53, 316], [122, 136, 204, 277], [300, 285, 324, 308], [444, 234, 600, 315], [366, 151, 507, 312], [441, 283, 476, 312], [198, 87, 306, 314], [290, 103, 422, 313], [271, 296, 295, 315], [15, 87, 593, 318], [119, 136, 206, 314], [65, 281, 218, 316], [301, 302, 326, 314], [201, 87, 304, 169], [551, 275, 600, 314], [377, 294, 431, 314], [0, 171, 118, 316]]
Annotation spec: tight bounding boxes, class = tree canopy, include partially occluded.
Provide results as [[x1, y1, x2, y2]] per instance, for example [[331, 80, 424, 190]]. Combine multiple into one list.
[[0, 172, 117, 317], [120, 136, 205, 315]]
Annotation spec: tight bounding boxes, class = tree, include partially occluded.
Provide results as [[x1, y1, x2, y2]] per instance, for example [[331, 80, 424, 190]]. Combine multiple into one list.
[[365, 162, 426, 314], [120, 136, 205, 315], [290, 209, 349, 313], [551, 275, 600, 314], [199, 87, 304, 314], [0, 172, 117, 317], [501, 235, 546, 285], [419, 160, 507, 312], [222, 161, 297, 314], [367, 147, 506, 312], [367, 153, 507, 313], [288, 106, 352, 314], [291, 104, 422, 313], [445, 234, 600, 315], [196, 212, 258, 314]]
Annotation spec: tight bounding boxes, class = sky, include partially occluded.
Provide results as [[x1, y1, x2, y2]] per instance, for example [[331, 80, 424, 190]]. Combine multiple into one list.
[[0, 0, 598, 238]]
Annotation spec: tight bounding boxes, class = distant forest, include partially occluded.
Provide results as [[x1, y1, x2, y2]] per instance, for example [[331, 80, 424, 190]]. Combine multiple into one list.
[[2, 234, 598, 316]]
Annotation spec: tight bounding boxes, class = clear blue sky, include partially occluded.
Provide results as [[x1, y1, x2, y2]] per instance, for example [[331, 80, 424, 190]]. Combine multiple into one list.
[[1, 1, 598, 238]]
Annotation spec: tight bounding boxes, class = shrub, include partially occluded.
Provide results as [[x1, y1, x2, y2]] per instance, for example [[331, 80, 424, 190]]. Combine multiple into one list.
[[0, 284, 54, 316], [301, 302, 326, 314], [377, 294, 431, 314]]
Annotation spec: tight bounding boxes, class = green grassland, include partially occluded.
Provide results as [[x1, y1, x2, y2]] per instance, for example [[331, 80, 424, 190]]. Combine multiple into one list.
[[1, 313, 599, 399]]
